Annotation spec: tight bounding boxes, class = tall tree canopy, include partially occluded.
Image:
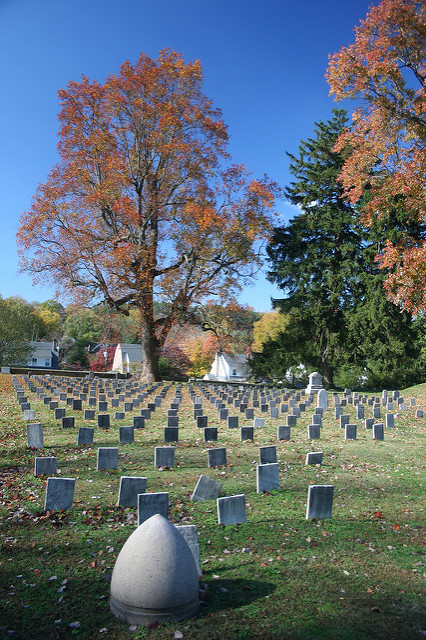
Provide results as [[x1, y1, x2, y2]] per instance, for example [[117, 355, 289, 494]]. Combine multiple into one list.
[[326, 0, 426, 313], [259, 110, 420, 388], [17, 50, 280, 381], [266, 110, 363, 384]]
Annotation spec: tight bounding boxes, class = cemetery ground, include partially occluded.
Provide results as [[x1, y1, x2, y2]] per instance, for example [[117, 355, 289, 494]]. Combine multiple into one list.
[[0, 374, 424, 640]]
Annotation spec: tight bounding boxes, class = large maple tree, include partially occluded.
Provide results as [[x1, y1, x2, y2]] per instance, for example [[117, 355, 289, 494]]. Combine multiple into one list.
[[17, 50, 280, 381], [326, 0, 426, 313]]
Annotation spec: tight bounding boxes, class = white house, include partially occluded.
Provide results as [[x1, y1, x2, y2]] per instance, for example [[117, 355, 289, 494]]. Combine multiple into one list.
[[27, 341, 59, 369], [203, 352, 251, 382], [112, 343, 143, 374]]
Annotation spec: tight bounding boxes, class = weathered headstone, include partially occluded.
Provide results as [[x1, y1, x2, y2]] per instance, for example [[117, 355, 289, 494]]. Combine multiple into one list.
[[253, 417, 265, 428], [154, 446, 175, 468], [118, 476, 147, 508], [175, 524, 201, 576], [35, 456, 57, 476], [97, 447, 119, 470], [365, 418, 374, 429], [306, 371, 323, 395], [240, 426, 254, 441], [24, 409, 36, 421], [119, 426, 135, 444], [308, 424, 321, 440], [98, 414, 110, 429], [27, 423, 43, 448], [191, 474, 222, 501], [340, 414, 349, 428], [62, 416, 75, 429], [305, 451, 323, 465], [385, 413, 395, 428], [227, 416, 238, 429], [256, 463, 279, 493], [345, 424, 357, 440], [259, 445, 277, 464], [305, 484, 334, 519], [133, 416, 145, 429], [317, 388, 328, 410], [277, 425, 291, 441], [44, 477, 75, 511], [77, 426, 94, 445], [204, 427, 217, 442], [373, 423, 384, 440], [207, 447, 227, 467], [217, 494, 246, 525], [138, 492, 169, 525]]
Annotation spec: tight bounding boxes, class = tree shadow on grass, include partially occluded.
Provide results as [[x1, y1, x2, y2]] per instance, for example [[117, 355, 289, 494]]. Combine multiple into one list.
[[199, 577, 276, 615]]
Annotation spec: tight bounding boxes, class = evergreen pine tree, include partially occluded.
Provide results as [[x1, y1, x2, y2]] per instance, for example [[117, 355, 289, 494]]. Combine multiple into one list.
[[261, 110, 423, 388]]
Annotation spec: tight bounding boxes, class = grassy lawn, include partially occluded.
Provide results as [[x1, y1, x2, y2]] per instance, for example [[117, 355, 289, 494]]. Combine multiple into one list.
[[0, 374, 424, 640]]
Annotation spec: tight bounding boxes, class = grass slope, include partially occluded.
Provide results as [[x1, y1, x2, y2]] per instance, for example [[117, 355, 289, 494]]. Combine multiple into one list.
[[0, 375, 424, 640]]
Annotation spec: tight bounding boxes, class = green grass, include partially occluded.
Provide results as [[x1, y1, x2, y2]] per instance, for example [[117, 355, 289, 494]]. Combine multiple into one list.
[[0, 375, 425, 639]]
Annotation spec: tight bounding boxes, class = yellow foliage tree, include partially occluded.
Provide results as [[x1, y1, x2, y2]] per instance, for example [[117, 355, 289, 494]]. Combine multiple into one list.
[[251, 311, 290, 353]]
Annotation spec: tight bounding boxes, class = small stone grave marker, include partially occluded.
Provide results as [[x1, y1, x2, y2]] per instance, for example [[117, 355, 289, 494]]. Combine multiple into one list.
[[259, 445, 277, 464], [287, 415, 297, 427], [204, 427, 217, 442], [217, 494, 246, 525], [308, 424, 321, 440], [306, 484, 334, 519], [175, 524, 201, 575], [84, 409, 95, 420], [208, 447, 227, 467], [119, 426, 135, 444], [133, 415, 145, 429], [27, 423, 43, 448], [365, 418, 374, 429], [385, 413, 395, 428], [373, 423, 384, 440], [35, 456, 57, 476], [97, 447, 119, 470], [191, 474, 222, 501], [155, 446, 175, 468], [227, 416, 238, 429], [77, 426, 94, 445], [340, 414, 349, 428], [241, 426, 253, 441], [305, 451, 323, 465], [164, 427, 179, 442], [277, 425, 291, 441], [138, 491, 169, 525], [44, 477, 75, 511], [24, 409, 36, 421], [345, 424, 357, 440], [98, 414, 110, 429], [256, 463, 279, 493], [118, 476, 147, 508], [196, 415, 208, 428]]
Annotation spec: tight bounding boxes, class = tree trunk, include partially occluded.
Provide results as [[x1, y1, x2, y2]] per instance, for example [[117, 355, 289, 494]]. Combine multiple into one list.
[[139, 304, 161, 383]]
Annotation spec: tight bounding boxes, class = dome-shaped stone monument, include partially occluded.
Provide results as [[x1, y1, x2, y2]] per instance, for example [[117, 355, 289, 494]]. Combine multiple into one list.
[[110, 514, 199, 626]]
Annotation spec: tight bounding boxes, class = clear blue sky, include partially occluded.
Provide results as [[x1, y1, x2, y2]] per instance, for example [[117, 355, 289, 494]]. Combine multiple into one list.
[[0, 0, 373, 312]]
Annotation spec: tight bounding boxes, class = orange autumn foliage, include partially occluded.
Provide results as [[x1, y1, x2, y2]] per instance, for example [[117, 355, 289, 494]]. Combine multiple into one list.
[[327, 0, 426, 313], [17, 50, 281, 381]]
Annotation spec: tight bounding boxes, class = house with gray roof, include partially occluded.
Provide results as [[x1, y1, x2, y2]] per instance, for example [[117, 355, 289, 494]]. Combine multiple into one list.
[[112, 343, 143, 374], [27, 341, 59, 369]]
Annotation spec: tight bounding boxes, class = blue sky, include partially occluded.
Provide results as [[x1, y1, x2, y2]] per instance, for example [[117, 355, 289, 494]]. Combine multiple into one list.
[[0, 0, 373, 312]]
